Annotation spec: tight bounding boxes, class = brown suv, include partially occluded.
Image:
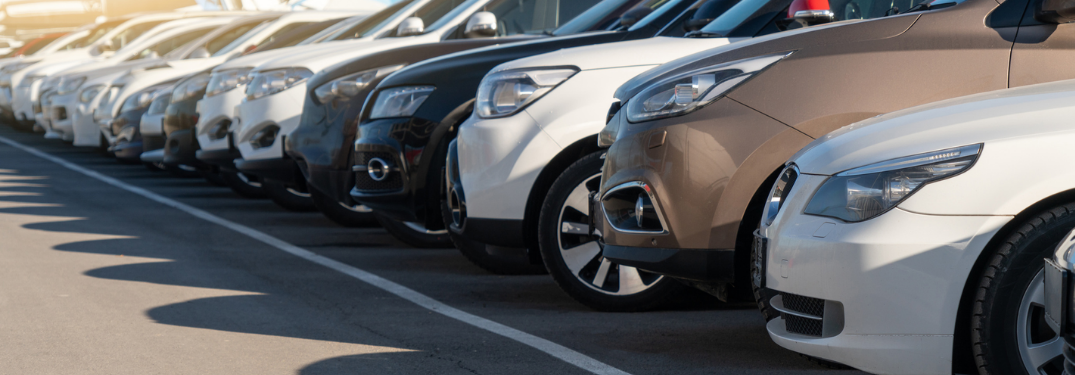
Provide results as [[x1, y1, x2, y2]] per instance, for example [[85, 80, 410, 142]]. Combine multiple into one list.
[[597, 0, 1075, 327]]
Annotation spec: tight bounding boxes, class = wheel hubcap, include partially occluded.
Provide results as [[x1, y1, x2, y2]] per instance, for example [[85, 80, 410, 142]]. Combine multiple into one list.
[[1018, 268, 1063, 375], [557, 173, 662, 296]]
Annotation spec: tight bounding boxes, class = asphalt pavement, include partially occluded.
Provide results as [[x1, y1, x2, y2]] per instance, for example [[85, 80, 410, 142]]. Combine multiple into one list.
[[0, 125, 864, 374]]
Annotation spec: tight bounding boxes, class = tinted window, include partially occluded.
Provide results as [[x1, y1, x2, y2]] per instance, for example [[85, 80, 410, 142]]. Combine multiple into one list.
[[657, 0, 739, 37], [129, 28, 213, 61], [109, 20, 167, 48], [423, 0, 481, 32], [482, 0, 603, 36], [207, 20, 270, 56], [552, 0, 638, 35], [256, 22, 313, 48], [334, 0, 417, 40]]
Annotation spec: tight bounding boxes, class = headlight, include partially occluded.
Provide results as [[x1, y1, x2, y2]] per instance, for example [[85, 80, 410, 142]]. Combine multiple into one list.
[[244, 68, 312, 101], [57, 76, 86, 95], [368, 86, 435, 119], [18, 75, 44, 89], [0, 74, 11, 88], [147, 93, 171, 116], [117, 125, 136, 140], [172, 73, 211, 103], [1, 62, 33, 74], [625, 53, 791, 123], [475, 68, 578, 119], [95, 86, 118, 120], [314, 64, 405, 104], [804, 144, 982, 222], [121, 89, 156, 113], [206, 68, 252, 98], [79, 84, 105, 104]]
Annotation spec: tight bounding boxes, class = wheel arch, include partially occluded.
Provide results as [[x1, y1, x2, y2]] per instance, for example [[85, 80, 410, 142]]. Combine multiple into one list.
[[950, 187, 1075, 373], [522, 134, 603, 257]]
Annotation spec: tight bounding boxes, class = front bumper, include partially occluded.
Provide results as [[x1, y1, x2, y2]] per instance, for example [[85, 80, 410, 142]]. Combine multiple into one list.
[[598, 98, 812, 282], [13, 83, 37, 123], [349, 116, 438, 223], [47, 92, 76, 138], [163, 128, 199, 166], [235, 83, 306, 162], [194, 89, 242, 154], [759, 173, 1011, 374], [234, 156, 299, 185], [196, 139, 241, 171]]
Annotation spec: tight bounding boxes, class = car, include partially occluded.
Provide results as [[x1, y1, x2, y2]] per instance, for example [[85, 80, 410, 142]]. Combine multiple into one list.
[[137, 84, 174, 170], [193, 0, 432, 199], [595, 0, 1075, 308], [220, 0, 509, 212], [112, 83, 176, 163], [39, 16, 239, 142], [284, 0, 672, 236], [444, 0, 858, 309], [1046, 223, 1075, 374], [755, 77, 1075, 373], [0, 26, 92, 128]]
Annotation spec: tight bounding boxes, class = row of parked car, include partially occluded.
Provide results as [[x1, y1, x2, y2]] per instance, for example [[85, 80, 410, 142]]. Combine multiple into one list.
[[4, 0, 1075, 373]]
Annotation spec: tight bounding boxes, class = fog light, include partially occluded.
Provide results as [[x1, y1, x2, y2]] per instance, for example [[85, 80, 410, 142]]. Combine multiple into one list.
[[208, 119, 231, 140], [251, 125, 278, 149], [602, 182, 666, 234]]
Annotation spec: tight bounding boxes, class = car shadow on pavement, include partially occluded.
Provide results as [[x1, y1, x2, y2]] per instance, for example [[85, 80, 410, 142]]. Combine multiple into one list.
[[0, 129, 858, 374]]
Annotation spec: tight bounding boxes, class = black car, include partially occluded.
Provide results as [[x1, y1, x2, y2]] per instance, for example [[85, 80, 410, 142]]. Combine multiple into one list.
[[285, 0, 658, 244], [348, 0, 789, 273]]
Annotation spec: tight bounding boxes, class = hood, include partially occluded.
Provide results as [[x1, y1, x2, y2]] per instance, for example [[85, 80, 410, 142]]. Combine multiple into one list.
[[792, 79, 1075, 175], [254, 37, 429, 73], [214, 40, 364, 72], [56, 58, 165, 79], [613, 16, 905, 101], [494, 36, 736, 73]]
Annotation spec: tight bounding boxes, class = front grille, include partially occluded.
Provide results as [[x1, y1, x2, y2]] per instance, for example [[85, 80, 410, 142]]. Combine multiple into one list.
[[354, 151, 402, 193], [782, 292, 825, 317], [785, 314, 824, 337]]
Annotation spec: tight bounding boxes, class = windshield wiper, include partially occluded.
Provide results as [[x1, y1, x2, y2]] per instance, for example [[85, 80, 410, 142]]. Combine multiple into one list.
[[685, 30, 724, 38]]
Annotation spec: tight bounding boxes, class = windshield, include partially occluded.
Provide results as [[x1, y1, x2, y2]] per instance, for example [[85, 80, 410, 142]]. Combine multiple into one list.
[[21, 36, 60, 55], [423, 0, 482, 33], [698, 0, 769, 36], [554, 0, 652, 35], [254, 22, 313, 49], [208, 19, 273, 57], [302, 17, 363, 44], [108, 20, 167, 49], [128, 28, 214, 61], [81, 20, 124, 47], [477, 0, 603, 36]]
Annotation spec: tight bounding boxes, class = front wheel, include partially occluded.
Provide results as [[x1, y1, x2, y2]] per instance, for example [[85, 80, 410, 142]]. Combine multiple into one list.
[[375, 213, 452, 248], [262, 180, 317, 212], [310, 188, 376, 227], [972, 204, 1075, 375], [537, 152, 685, 312], [440, 198, 547, 275]]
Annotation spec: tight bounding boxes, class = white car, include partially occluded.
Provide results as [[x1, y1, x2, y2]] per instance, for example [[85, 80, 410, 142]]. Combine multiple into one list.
[[86, 11, 362, 148], [193, 0, 429, 169], [193, 0, 427, 179], [138, 86, 175, 166], [40, 17, 238, 142], [757, 79, 1075, 374], [0, 25, 91, 118], [224, 0, 494, 210], [3, 12, 240, 126]]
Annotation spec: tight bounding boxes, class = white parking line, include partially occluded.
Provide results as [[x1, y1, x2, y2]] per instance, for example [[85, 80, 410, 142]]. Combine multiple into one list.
[[0, 135, 631, 375]]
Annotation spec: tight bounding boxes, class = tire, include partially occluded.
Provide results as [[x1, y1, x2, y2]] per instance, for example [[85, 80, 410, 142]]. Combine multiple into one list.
[[972, 204, 1074, 375], [167, 164, 201, 178], [375, 213, 452, 248], [221, 171, 267, 199], [538, 151, 685, 312], [751, 236, 780, 321], [262, 180, 317, 212], [200, 169, 227, 187], [440, 198, 547, 275], [310, 188, 376, 227]]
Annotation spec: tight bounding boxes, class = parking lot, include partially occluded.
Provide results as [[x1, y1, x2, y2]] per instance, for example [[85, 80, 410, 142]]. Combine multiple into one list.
[[0, 125, 867, 374]]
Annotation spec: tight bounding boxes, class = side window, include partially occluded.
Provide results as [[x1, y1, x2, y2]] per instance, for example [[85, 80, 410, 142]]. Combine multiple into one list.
[[486, 0, 603, 36], [206, 21, 266, 55]]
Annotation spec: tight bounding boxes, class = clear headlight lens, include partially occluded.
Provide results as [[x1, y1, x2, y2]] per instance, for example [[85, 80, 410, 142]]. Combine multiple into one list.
[[206, 68, 252, 98], [79, 84, 105, 104], [314, 64, 406, 104], [121, 88, 156, 113], [475, 67, 578, 119], [244, 68, 312, 101], [625, 53, 791, 123], [172, 73, 211, 103], [804, 144, 982, 222], [369, 86, 435, 119], [18, 74, 44, 88], [146, 92, 172, 116], [57, 76, 86, 95], [1, 61, 33, 74]]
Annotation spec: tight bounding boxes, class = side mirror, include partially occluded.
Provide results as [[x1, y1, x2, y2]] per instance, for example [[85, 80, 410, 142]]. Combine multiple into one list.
[[464, 11, 497, 38], [397, 17, 424, 37], [793, 9, 836, 26], [188, 46, 210, 59], [618, 7, 654, 28], [1037, 0, 1075, 23]]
